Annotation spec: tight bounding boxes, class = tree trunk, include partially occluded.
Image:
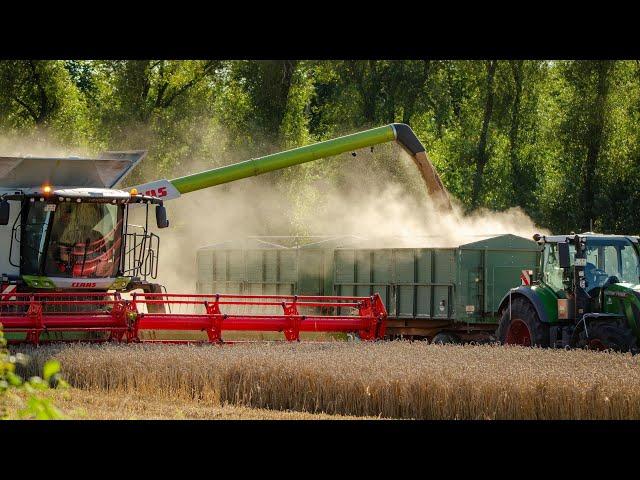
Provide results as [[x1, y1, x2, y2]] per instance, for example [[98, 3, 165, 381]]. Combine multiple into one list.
[[121, 60, 152, 122], [471, 60, 497, 208], [509, 60, 524, 195], [28, 61, 51, 124], [278, 60, 297, 117], [248, 60, 299, 142], [402, 61, 432, 125], [361, 61, 379, 124], [446, 61, 462, 122], [386, 90, 396, 124], [581, 61, 613, 230]]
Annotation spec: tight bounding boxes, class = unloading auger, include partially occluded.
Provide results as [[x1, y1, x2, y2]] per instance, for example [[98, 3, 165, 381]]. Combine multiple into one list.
[[0, 124, 448, 344]]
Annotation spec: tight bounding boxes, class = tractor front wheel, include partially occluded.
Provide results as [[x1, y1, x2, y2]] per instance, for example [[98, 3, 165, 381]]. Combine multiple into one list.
[[575, 322, 638, 354], [497, 297, 549, 347]]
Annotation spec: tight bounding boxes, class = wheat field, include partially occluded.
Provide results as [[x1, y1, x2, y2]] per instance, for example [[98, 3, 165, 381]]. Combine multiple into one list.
[[14, 341, 640, 420]]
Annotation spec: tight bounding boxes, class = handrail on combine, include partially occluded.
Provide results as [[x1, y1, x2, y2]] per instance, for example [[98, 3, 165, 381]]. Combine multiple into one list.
[[0, 292, 387, 345]]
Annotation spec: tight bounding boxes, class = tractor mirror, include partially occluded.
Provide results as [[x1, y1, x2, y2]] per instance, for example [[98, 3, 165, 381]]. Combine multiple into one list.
[[0, 199, 10, 225], [155, 205, 169, 229], [558, 242, 570, 269]]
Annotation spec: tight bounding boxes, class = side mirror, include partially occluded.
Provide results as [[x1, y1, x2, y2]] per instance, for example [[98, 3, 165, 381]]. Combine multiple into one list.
[[155, 205, 169, 229], [558, 242, 570, 269], [0, 199, 10, 225]]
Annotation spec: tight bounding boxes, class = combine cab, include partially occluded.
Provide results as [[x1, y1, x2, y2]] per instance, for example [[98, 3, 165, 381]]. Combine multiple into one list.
[[0, 124, 446, 344], [0, 152, 162, 295]]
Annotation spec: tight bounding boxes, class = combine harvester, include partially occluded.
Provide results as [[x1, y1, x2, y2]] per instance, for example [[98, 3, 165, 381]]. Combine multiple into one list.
[[0, 124, 449, 344]]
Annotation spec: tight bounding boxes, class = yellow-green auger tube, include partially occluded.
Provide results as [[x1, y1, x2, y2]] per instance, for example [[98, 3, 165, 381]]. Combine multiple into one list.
[[132, 124, 452, 211]]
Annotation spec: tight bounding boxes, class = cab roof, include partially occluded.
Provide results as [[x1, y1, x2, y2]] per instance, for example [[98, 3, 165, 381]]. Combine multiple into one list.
[[542, 232, 639, 243], [0, 151, 146, 189]]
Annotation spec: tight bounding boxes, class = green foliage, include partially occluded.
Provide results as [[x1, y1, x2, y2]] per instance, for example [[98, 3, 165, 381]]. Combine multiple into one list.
[[0, 59, 639, 235], [0, 329, 68, 420]]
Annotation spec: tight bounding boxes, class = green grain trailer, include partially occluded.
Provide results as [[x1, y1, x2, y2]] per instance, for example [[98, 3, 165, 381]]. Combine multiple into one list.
[[196, 236, 362, 297], [196, 234, 540, 341]]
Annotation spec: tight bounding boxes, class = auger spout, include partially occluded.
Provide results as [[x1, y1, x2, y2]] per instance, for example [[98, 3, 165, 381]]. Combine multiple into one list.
[[132, 124, 452, 211]]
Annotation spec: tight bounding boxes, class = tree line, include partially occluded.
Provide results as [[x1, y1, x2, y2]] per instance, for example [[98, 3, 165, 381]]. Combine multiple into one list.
[[0, 60, 638, 235]]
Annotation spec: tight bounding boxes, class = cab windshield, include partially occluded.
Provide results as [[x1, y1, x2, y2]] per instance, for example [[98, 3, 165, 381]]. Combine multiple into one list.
[[543, 238, 640, 292], [22, 201, 124, 278], [583, 238, 640, 289]]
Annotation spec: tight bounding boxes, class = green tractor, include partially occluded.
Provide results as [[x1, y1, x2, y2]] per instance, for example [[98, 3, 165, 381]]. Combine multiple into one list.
[[496, 233, 640, 352]]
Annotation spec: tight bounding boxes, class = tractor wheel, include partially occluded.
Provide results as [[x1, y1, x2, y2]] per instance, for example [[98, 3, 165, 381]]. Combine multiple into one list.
[[431, 332, 460, 345], [497, 297, 549, 347], [575, 322, 638, 354]]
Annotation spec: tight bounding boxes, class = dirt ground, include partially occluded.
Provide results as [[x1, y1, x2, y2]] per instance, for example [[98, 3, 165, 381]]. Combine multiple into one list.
[[5, 388, 369, 420]]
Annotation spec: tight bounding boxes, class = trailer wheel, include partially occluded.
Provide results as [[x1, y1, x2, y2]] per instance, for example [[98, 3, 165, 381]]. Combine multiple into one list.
[[575, 322, 638, 354], [497, 297, 549, 347], [431, 332, 460, 345]]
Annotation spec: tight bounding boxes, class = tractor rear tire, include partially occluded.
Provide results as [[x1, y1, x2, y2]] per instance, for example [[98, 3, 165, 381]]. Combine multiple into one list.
[[575, 322, 638, 354], [497, 297, 549, 347], [431, 332, 460, 345]]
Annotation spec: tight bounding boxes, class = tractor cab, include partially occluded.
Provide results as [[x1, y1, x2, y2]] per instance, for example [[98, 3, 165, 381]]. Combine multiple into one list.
[[538, 233, 640, 298]]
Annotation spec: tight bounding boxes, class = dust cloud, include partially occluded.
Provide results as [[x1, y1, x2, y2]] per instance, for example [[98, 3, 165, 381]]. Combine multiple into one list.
[[0, 129, 548, 294], [0, 131, 96, 158], [147, 147, 548, 292]]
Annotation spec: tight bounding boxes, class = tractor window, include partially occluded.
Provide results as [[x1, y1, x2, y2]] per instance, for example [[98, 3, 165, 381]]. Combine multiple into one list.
[[584, 239, 640, 287], [604, 246, 619, 278], [584, 245, 620, 291], [586, 248, 600, 270], [620, 245, 640, 283], [543, 243, 565, 292]]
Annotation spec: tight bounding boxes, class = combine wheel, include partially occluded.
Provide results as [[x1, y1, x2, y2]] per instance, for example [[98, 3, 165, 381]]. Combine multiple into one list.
[[497, 297, 549, 347], [431, 332, 460, 344], [136, 283, 167, 314], [575, 322, 638, 354]]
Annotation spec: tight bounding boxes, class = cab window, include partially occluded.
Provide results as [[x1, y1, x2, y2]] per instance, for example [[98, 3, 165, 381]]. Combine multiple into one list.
[[584, 239, 640, 288], [22, 201, 124, 278], [543, 243, 565, 292], [620, 245, 640, 283]]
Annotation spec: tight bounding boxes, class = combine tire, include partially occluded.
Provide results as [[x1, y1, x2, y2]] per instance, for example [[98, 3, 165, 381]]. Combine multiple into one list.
[[575, 322, 638, 354], [431, 332, 460, 344], [141, 283, 167, 314], [497, 297, 549, 347]]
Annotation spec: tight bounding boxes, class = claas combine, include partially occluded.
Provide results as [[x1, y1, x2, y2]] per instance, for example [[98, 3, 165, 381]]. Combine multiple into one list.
[[0, 124, 449, 344]]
